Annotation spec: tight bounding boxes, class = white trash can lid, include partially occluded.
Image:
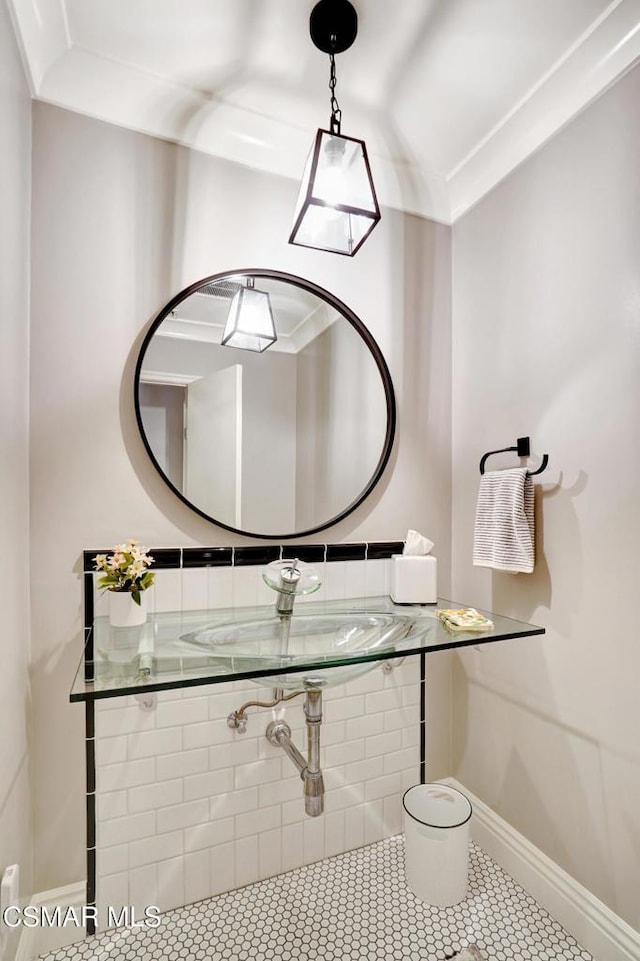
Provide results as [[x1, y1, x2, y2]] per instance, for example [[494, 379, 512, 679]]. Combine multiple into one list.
[[403, 783, 472, 829]]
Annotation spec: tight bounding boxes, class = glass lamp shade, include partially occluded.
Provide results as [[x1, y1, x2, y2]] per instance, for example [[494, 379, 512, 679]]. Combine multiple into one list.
[[289, 129, 381, 256], [221, 286, 277, 353]]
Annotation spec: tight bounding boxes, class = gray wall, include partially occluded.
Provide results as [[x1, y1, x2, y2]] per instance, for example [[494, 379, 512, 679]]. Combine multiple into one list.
[[0, 0, 33, 923], [451, 62, 640, 928], [30, 103, 452, 890]]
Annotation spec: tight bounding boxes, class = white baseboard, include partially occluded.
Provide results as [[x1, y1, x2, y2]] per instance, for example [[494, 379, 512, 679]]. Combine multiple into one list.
[[444, 778, 640, 961], [14, 882, 86, 961]]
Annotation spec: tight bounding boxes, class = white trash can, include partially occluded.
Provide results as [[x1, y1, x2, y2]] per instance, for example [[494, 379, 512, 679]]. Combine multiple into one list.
[[402, 783, 472, 907]]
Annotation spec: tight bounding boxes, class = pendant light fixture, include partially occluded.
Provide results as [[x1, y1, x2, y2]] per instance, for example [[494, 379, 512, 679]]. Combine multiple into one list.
[[221, 278, 277, 352], [289, 0, 380, 256]]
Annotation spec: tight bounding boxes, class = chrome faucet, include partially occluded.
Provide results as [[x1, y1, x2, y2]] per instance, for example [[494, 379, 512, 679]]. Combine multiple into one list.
[[274, 557, 302, 616]]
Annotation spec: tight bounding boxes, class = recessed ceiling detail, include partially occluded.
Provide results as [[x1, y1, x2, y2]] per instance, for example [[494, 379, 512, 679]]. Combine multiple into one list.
[[8, 0, 640, 222]]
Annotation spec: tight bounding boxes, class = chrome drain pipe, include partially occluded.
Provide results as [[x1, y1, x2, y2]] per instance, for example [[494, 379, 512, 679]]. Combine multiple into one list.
[[266, 689, 325, 817]]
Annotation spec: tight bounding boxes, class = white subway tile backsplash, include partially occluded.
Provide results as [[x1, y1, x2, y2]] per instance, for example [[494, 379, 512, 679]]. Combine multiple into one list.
[[95, 736, 127, 767], [345, 560, 367, 599], [184, 850, 210, 905], [181, 568, 208, 612], [99, 844, 128, 877], [363, 559, 389, 597], [402, 725, 420, 749], [365, 689, 402, 714], [207, 567, 233, 609], [383, 796, 403, 837], [210, 787, 258, 820], [235, 804, 280, 840], [97, 706, 155, 739], [363, 799, 385, 845], [232, 567, 258, 607], [281, 798, 304, 827], [129, 864, 157, 919], [94, 551, 426, 917], [303, 817, 325, 864], [183, 768, 234, 802], [365, 772, 402, 802], [99, 758, 156, 793], [324, 739, 365, 767], [98, 791, 128, 821], [258, 829, 282, 880], [322, 561, 347, 600], [345, 756, 384, 784], [344, 804, 365, 851], [128, 778, 183, 814], [208, 739, 258, 770], [96, 871, 128, 931], [234, 757, 282, 789], [365, 731, 403, 759], [129, 830, 183, 869], [155, 697, 208, 729], [383, 746, 419, 775], [209, 841, 236, 895], [281, 822, 303, 872], [100, 812, 157, 848], [153, 570, 183, 613], [183, 720, 233, 750], [325, 694, 364, 722], [346, 713, 384, 740], [325, 811, 346, 859], [383, 705, 420, 732], [156, 748, 209, 781], [234, 837, 259, 888], [127, 728, 182, 760], [184, 816, 235, 854], [157, 799, 209, 834]]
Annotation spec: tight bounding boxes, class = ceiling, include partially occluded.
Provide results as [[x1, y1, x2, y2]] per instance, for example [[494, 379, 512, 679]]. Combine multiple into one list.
[[8, 0, 640, 222]]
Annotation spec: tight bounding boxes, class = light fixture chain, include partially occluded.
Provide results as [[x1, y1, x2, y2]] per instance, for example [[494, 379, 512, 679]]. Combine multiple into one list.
[[329, 50, 342, 135]]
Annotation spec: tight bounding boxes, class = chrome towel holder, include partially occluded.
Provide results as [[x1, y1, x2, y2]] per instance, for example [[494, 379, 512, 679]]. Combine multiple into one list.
[[479, 436, 549, 476]]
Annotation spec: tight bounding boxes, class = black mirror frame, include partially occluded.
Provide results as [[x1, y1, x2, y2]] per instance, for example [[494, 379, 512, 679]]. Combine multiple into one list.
[[134, 269, 396, 540]]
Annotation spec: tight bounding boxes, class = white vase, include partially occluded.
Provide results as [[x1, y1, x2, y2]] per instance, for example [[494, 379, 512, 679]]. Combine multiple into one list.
[[108, 590, 147, 627]]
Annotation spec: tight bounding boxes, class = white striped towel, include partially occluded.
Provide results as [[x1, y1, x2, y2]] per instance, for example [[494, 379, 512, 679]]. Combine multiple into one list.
[[473, 467, 535, 573]]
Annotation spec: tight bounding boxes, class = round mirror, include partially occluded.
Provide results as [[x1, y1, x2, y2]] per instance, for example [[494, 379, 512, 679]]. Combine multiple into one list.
[[134, 270, 396, 539]]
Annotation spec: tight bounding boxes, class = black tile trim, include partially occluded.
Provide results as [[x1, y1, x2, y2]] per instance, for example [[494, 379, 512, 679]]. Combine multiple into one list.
[[326, 543, 366, 562], [281, 545, 326, 563], [84, 630, 94, 684], [84, 571, 95, 672], [86, 792, 95, 850], [86, 849, 96, 904], [182, 547, 233, 568], [85, 666, 96, 923], [147, 548, 183, 569], [234, 546, 282, 567], [419, 652, 426, 784], [84, 547, 183, 570], [84, 541, 405, 571], [367, 541, 405, 560], [86, 739, 95, 794], [85, 700, 95, 739]]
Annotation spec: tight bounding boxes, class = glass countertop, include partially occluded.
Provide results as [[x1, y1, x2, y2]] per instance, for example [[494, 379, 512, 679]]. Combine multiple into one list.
[[70, 596, 545, 702]]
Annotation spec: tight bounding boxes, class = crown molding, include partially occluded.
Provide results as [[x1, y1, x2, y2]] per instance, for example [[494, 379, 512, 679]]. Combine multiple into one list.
[[7, 0, 640, 224]]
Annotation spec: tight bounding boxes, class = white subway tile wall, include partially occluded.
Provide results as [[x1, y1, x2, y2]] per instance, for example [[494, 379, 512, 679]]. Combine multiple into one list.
[[93, 558, 420, 929]]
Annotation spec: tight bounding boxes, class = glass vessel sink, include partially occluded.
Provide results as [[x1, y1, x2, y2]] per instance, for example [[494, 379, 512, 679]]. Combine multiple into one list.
[[179, 612, 417, 689]]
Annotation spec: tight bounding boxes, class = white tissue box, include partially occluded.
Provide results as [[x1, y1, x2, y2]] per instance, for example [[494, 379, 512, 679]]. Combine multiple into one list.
[[390, 555, 437, 604]]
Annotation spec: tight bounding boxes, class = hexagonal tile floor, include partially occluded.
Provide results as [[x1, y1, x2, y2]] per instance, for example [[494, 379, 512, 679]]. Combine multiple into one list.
[[39, 838, 592, 960]]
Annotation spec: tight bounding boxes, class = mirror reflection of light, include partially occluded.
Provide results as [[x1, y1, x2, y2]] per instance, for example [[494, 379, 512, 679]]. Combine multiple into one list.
[[221, 280, 277, 353]]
